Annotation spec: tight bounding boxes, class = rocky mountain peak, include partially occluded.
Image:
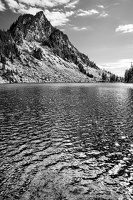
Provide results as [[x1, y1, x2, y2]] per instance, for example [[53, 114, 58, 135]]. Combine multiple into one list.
[[34, 11, 45, 19], [32, 11, 51, 28], [9, 11, 54, 44]]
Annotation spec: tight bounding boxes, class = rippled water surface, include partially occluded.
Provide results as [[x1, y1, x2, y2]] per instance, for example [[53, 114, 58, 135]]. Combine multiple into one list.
[[0, 83, 133, 200]]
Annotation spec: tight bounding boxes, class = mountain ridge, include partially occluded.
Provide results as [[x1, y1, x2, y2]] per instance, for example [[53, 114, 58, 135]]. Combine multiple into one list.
[[0, 11, 108, 83]]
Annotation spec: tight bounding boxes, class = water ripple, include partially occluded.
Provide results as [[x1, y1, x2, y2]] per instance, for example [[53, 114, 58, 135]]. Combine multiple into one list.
[[0, 83, 133, 200]]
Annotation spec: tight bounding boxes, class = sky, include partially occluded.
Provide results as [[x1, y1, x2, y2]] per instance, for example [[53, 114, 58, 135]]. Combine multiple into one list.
[[0, 0, 133, 77]]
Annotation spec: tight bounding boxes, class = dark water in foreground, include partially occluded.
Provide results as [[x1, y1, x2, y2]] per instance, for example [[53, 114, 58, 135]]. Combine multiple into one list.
[[0, 83, 133, 200]]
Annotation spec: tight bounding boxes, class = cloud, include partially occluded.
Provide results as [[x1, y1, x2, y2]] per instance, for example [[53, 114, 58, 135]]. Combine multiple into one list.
[[99, 11, 108, 18], [77, 9, 108, 18], [5, 0, 25, 11], [0, 0, 6, 11], [4, 0, 75, 26], [116, 24, 133, 33], [44, 10, 74, 26], [5, 0, 41, 15], [72, 26, 87, 31], [114, 3, 119, 6], [20, 7, 42, 15], [98, 5, 104, 9], [18, 0, 71, 8], [5, 0, 73, 9], [65, 0, 79, 9], [100, 59, 133, 76], [77, 9, 99, 17]]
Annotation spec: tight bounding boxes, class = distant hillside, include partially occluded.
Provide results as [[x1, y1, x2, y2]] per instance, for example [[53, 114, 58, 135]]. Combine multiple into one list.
[[0, 11, 110, 83]]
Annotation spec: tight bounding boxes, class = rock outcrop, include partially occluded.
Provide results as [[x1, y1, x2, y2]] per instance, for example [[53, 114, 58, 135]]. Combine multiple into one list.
[[0, 11, 106, 83]]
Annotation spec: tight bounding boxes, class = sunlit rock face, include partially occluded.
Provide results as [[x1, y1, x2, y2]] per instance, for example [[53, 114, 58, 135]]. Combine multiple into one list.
[[10, 11, 54, 44], [0, 11, 104, 83]]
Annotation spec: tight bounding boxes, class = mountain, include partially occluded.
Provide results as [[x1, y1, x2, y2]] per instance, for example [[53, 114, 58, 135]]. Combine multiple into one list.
[[0, 11, 108, 83]]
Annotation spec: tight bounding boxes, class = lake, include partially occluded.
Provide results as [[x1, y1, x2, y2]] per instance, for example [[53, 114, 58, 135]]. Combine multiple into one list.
[[0, 83, 133, 200]]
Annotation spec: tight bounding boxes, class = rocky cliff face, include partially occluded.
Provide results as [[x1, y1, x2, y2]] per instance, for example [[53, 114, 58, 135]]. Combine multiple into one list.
[[9, 12, 54, 44], [0, 11, 105, 83]]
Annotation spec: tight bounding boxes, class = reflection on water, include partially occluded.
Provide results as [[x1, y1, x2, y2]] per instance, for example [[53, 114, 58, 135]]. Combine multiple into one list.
[[0, 83, 133, 200]]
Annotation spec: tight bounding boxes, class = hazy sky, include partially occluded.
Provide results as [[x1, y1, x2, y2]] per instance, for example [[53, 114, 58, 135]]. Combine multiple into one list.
[[0, 0, 133, 76]]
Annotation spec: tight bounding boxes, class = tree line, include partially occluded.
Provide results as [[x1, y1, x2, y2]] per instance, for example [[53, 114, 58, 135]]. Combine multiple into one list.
[[102, 72, 123, 82], [124, 66, 133, 83]]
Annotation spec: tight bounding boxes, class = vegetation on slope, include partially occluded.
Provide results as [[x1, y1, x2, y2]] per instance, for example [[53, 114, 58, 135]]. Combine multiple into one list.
[[0, 30, 20, 63], [101, 72, 122, 82], [125, 67, 133, 83]]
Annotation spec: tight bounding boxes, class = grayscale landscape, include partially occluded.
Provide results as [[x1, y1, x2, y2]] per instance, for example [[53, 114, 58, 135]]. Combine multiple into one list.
[[0, 0, 133, 200]]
